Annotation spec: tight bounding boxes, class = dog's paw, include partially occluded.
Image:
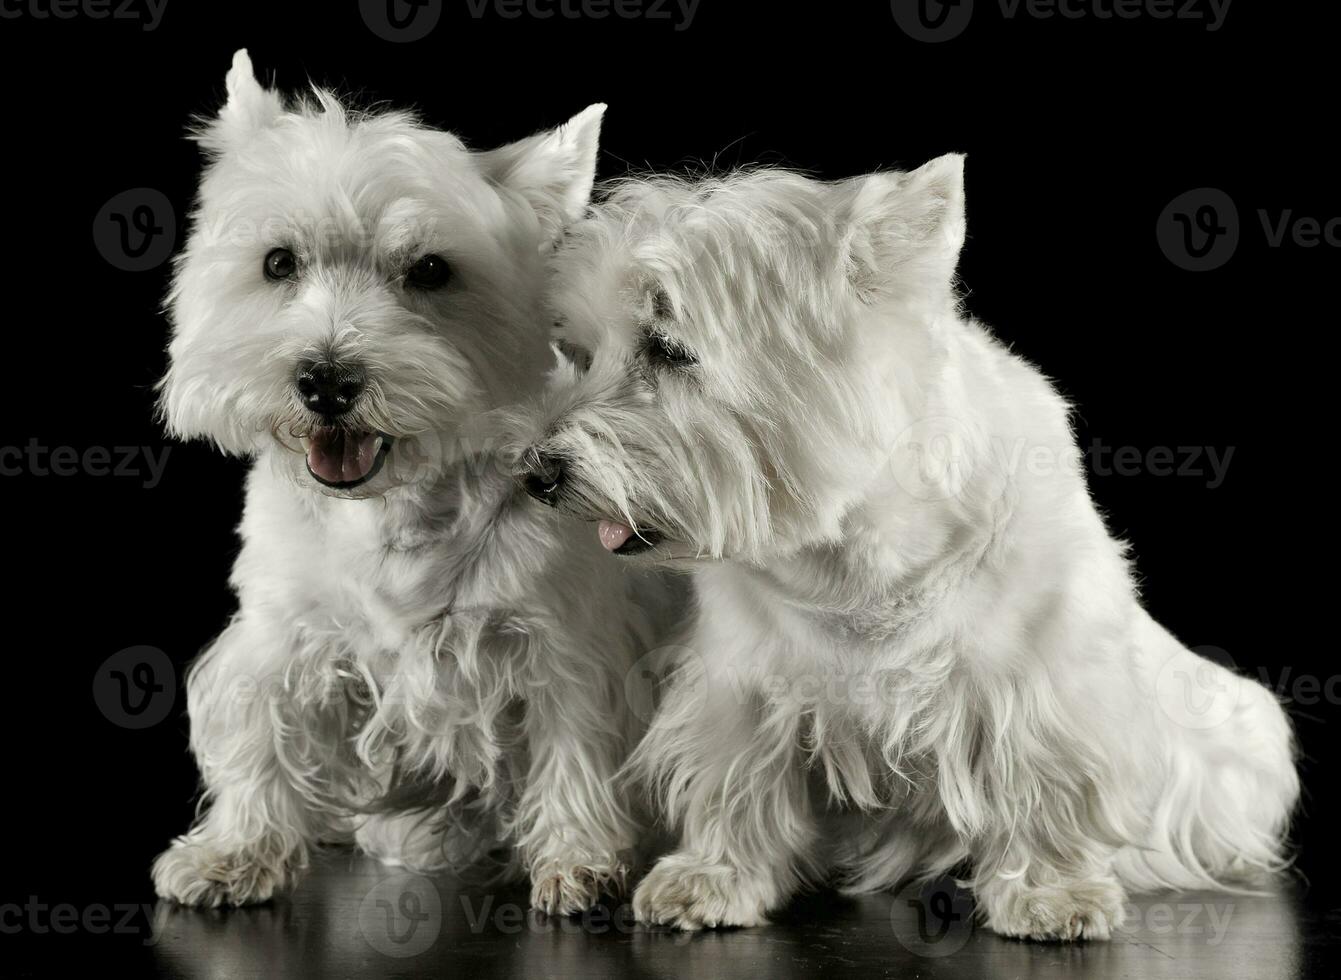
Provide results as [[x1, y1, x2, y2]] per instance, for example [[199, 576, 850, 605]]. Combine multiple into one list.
[[151, 839, 295, 908], [982, 876, 1126, 942], [530, 858, 628, 917], [632, 854, 773, 930]]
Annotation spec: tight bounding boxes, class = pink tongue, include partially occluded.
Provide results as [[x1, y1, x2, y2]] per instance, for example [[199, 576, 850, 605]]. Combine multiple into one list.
[[598, 520, 636, 552], [306, 428, 381, 485]]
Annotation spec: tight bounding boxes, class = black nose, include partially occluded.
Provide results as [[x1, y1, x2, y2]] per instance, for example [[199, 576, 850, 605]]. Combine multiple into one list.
[[296, 361, 366, 419], [521, 450, 565, 506]]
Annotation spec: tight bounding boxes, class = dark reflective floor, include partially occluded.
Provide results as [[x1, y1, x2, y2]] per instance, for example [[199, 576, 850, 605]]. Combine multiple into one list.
[[10, 854, 1339, 978]]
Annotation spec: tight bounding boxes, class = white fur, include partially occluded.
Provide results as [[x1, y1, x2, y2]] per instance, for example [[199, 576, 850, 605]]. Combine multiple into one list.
[[519, 158, 1299, 939], [151, 50, 668, 916]]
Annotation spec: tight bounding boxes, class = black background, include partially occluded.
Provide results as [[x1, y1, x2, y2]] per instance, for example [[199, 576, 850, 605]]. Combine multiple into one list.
[[2, 0, 1336, 962]]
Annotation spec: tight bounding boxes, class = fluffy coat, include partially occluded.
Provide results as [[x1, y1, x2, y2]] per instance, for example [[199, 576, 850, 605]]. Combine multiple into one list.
[[518, 158, 1298, 938], [152, 50, 665, 915]]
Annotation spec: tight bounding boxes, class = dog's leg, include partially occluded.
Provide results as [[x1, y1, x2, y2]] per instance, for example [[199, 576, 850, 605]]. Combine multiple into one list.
[[152, 617, 345, 907], [972, 852, 1127, 942], [631, 677, 815, 930], [517, 663, 640, 916], [956, 725, 1131, 941]]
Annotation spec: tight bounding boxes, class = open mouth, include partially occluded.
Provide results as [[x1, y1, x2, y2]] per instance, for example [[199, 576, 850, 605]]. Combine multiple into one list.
[[597, 519, 663, 556], [302, 426, 393, 489]]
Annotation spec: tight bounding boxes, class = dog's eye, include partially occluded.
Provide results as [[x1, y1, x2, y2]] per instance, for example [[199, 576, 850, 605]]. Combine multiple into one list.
[[651, 288, 674, 320], [642, 332, 697, 369], [405, 254, 451, 290], [554, 338, 593, 373], [264, 247, 297, 282]]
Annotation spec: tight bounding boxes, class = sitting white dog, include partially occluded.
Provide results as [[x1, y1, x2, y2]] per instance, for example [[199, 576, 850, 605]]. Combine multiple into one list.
[[152, 50, 663, 915], [516, 157, 1299, 939]]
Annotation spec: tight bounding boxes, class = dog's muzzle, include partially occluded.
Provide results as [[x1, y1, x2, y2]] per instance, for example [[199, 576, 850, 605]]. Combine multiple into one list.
[[294, 359, 391, 489], [597, 521, 662, 555], [302, 427, 393, 489], [520, 449, 565, 506], [517, 448, 663, 555], [295, 359, 366, 419]]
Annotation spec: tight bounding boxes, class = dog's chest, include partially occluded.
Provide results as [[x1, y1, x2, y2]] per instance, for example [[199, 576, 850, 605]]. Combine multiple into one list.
[[696, 559, 960, 730], [306, 492, 475, 657]]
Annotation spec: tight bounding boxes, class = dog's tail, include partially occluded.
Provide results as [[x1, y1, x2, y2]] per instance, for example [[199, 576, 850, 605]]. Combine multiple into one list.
[[1113, 619, 1299, 892]]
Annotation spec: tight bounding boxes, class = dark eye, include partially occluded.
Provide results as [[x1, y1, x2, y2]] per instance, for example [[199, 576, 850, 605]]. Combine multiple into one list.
[[642, 332, 697, 369], [264, 247, 296, 281], [651, 288, 675, 320], [405, 254, 451, 290], [554, 337, 593, 373]]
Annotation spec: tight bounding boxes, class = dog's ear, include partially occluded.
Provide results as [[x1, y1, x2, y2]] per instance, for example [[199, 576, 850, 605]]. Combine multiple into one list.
[[480, 104, 606, 246], [195, 49, 284, 156], [843, 153, 966, 306]]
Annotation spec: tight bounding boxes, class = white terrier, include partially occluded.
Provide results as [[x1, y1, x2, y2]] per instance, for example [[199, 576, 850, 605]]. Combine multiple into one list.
[[152, 50, 664, 915], [516, 158, 1299, 939]]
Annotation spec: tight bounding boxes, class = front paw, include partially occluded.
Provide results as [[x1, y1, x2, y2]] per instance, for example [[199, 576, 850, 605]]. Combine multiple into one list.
[[152, 838, 296, 908], [983, 876, 1126, 942], [632, 854, 774, 930], [530, 858, 629, 917]]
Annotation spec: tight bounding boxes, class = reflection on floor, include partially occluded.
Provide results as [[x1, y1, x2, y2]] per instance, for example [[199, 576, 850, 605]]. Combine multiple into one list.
[[138, 854, 1331, 979]]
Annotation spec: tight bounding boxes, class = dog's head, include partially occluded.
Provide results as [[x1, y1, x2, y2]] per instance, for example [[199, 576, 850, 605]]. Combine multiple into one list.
[[516, 156, 965, 563], [160, 50, 604, 497]]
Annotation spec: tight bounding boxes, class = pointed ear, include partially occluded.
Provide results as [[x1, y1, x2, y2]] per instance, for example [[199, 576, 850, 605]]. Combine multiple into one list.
[[195, 49, 284, 156], [843, 153, 966, 305], [479, 104, 606, 246]]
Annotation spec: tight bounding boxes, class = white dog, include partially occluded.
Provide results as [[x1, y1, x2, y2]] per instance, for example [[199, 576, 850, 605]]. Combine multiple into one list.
[[152, 50, 665, 916], [516, 158, 1299, 939]]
